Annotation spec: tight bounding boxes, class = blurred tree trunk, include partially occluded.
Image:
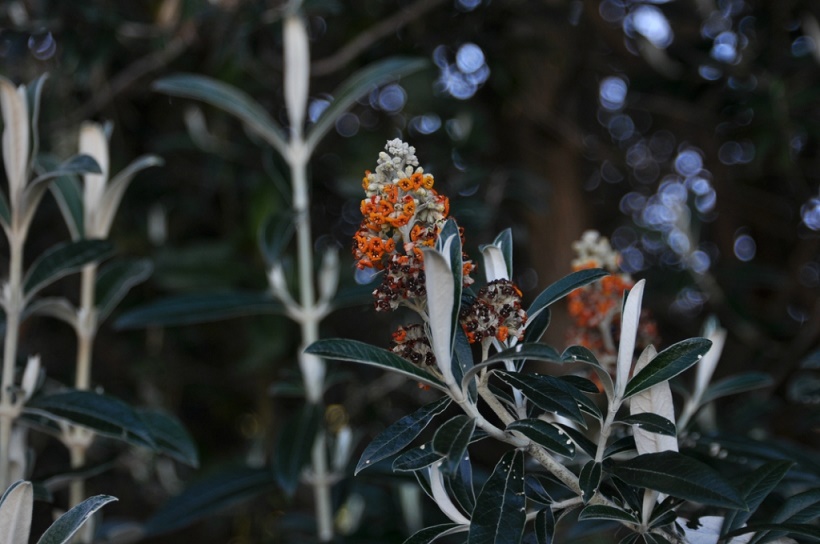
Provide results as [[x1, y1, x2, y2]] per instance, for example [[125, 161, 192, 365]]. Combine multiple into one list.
[[503, 5, 591, 344]]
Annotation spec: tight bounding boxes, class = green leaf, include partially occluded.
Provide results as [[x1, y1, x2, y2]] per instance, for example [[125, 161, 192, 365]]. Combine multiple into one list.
[[495, 371, 585, 426], [506, 419, 575, 458], [723, 460, 793, 536], [618, 413, 677, 436], [36, 494, 116, 544], [433, 415, 475, 474], [523, 306, 550, 344], [578, 504, 639, 524], [305, 57, 429, 155], [49, 174, 83, 239], [258, 211, 295, 265], [23, 239, 114, 299], [424, 219, 463, 382], [26, 390, 156, 449], [469, 449, 526, 544], [524, 475, 554, 505], [137, 409, 199, 468], [527, 268, 609, 319], [305, 338, 447, 391], [751, 487, 820, 544], [484, 344, 562, 366], [623, 338, 713, 399], [114, 291, 284, 329], [612, 451, 746, 509], [98, 154, 163, 236], [446, 455, 476, 514], [701, 372, 773, 405], [355, 396, 451, 475], [727, 523, 820, 541], [453, 327, 475, 401], [604, 436, 637, 458], [460, 343, 562, 394], [563, 345, 613, 399], [392, 442, 441, 472], [95, 259, 153, 322], [556, 424, 597, 458], [144, 465, 277, 537], [403, 523, 468, 544], [273, 403, 320, 496], [0, 189, 10, 227], [534, 507, 555, 544], [153, 74, 288, 155], [0, 480, 32, 544], [30, 154, 101, 185], [493, 228, 514, 280], [579, 461, 602, 503]]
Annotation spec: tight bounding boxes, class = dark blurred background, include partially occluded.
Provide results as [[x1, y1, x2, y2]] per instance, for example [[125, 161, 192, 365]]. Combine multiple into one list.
[[1, 0, 819, 542]]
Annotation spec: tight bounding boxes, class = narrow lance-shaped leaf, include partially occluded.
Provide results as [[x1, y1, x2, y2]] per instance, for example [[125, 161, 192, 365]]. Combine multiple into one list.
[[432, 415, 475, 474], [701, 372, 773, 405], [579, 460, 603, 504], [481, 245, 508, 282], [23, 239, 114, 300], [153, 74, 288, 156], [49, 173, 83, 239], [0, 188, 9, 227], [404, 523, 469, 544], [26, 74, 47, 177], [623, 338, 713, 399], [36, 495, 117, 544], [144, 465, 277, 537], [534, 508, 555, 544], [496, 371, 585, 426], [95, 259, 153, 322], [0, 76, 30, 210], [25, 390, 156, 450], [527, 268, 609, 321], [423, 245, 460, 387], [619, 413, 676, 437], [137, 409, 199, 468], [430, 462, 471, 525], [613, 451, 746, 509], [273, 403, 320, 496], [0, 480, 33, 544], [578, 504, 640, 524], [115, 291, 284, 329], [629, 345, 678, 455], [97, 154, 163, 237], [507, 419, 575, 458], [306, 338, 447, 391], [305, 57, 429, 155], [356, 396, 451, 475], [493, 228, 513, 280], [258, 211, 295, 266], [30, 154, 102, 185], [722, 460, 793, 536], [469, 449, 526, 544], [616, 280, 645, 399], [393, 442, 441, 472]]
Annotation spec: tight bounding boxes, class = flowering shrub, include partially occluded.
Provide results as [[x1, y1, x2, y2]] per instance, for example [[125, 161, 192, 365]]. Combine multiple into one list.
[[307, 140, 819, 544]]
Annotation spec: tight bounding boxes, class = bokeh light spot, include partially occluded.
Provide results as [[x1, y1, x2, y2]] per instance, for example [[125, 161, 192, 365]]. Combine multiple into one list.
[[733, 233, 756, 261]]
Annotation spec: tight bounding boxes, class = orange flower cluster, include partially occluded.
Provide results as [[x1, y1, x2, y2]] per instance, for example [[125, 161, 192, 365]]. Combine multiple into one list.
[[353, 139, 474, 312], [566, 231, 659, 357]]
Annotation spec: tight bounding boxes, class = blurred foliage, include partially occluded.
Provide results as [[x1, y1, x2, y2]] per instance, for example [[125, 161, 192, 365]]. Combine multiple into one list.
[[1, 0, 819, 542]]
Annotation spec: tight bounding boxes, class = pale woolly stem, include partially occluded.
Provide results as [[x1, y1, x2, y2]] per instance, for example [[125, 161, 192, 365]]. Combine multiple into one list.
[[289, 146, 333, 541], [0, 235, 24, 491]]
